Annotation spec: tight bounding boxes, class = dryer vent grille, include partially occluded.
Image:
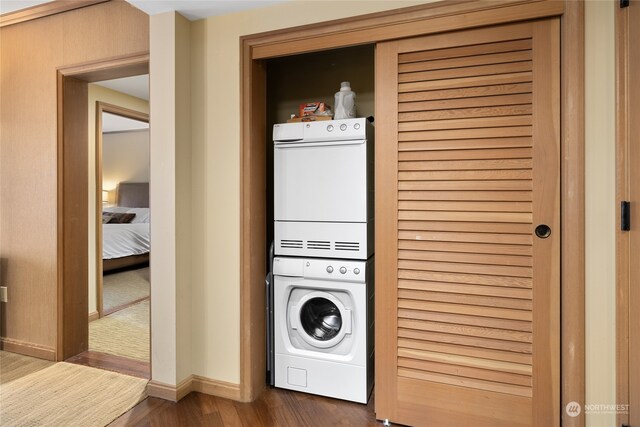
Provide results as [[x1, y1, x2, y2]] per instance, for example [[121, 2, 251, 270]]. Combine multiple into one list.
[[307, 240, 331, 250], [335, 241, 360, 252], [281, 239, 303, 249]]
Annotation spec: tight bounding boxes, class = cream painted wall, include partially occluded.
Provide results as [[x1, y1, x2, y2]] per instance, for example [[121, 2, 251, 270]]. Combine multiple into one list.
[[87, 84, 149, 316], [149, 11, 193, 386], [164, 2, 620, 410], [584, 1, 616, 426], [102, 130, 150, 192], [189, 0, 434, 384]]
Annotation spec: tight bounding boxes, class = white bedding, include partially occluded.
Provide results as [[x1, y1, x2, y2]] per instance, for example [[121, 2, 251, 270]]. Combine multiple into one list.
[[102, 206, 150, 260], [102, 223, 150, 260]]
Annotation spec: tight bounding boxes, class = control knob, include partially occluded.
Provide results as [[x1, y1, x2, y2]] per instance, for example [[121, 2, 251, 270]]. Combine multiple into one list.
[[354, 268, 360, 275], [339, 266, 347, 274], [326, 266, 334, 273]]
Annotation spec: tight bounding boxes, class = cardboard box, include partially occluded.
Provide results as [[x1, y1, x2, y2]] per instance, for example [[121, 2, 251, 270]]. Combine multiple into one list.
[[299, 102, 328, 117]]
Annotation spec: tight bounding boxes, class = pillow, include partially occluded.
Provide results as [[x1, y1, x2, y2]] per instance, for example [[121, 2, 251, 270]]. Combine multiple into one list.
[[102, 212, 136, 224], [124, 208, 150, 223], [103, 207, 150, 223]]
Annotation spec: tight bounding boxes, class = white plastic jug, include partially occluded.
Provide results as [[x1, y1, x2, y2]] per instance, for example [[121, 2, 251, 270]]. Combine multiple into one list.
[[334, 81, 356, 120]]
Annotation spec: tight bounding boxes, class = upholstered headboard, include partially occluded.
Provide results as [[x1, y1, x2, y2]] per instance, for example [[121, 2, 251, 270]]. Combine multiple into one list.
[[116, 182, 149, 208]]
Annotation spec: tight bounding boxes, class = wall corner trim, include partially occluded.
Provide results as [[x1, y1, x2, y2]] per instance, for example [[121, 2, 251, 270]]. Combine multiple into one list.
[[147, 375, 242, 402]]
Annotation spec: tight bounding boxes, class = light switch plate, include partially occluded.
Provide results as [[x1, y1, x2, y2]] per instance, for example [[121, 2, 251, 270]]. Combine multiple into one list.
[[0, 286, 7, 302]]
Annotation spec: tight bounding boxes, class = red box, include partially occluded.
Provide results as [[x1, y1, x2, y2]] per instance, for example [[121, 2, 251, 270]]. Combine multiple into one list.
[[298, 102, 328, 117]]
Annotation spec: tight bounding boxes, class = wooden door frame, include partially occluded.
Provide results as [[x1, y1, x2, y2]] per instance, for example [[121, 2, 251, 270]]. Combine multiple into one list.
[[56, 52, 148, 361], [616, 2, 637, 426], [95, 101, 149, 319], [239, 2, 585, 423]]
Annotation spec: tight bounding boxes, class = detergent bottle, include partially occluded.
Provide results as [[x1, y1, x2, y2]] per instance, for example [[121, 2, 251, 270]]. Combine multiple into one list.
[[334, 81, 356, 120]]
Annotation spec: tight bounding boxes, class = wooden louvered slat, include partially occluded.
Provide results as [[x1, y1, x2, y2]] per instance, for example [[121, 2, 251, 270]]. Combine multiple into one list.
[[399, 259, 532, 278], [399, 115, 532, 132], [399, 84, 532, 103], [397, 347, 531, 375], [397, 338, 532, 365], [398, 328, 532, 354], [399, 138, 532, 152], [399, 158, 532, 171], [399, 288, 531, 309], [398, 220, 531, 234], [398, 249, 531, 267], [399, 72, 532, 93], [398, 308, 531, 332], [398, 279, 532, 300], [398, 38, 532, 64], [399, 180, 531, 192], [399, 147, 532, 160], [398, 211, 532, 223], [398, 269, 532, 288], [398, 240, 531, 257], [398, 93, 532, 113], [397, 319, 532, 344], [398, 357, 531, 387], [400, 127, 532, 142], [398, 190, 532, 201], [399, 104, 532, 122], [399, 200, 532, 212], [398, 300, 531, 321], [398, 51, 532, 74], [399, 169, 532, 181], [398, 368, 532, 398], [399, 229, 531, 244], [399, 61, 532, 83]]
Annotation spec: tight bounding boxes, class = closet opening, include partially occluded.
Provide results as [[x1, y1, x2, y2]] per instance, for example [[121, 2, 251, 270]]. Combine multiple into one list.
[[263, 44, 376, 407]]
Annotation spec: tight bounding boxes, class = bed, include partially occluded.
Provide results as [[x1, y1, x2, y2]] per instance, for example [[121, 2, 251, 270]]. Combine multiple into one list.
[[102, 182, 150, 272]]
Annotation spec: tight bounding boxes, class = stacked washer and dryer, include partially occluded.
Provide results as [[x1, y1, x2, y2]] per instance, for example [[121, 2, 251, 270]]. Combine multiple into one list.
[[270, 117, 374, 403]]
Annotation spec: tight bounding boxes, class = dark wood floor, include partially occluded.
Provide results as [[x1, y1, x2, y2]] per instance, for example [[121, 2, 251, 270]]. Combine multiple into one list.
[[66, 350, 150, 379], [110, 387, 380, 426]]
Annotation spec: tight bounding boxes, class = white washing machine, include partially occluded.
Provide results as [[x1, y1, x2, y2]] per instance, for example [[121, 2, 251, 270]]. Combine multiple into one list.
[[273, 256, 374, 403]]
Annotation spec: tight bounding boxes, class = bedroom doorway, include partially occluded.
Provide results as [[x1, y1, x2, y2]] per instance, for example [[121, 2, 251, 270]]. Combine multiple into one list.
[[91, 78, 150, 377], [65, 74, 151, 379]]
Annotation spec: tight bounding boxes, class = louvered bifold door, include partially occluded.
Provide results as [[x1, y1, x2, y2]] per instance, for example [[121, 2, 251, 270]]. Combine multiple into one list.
[[375, 20, 559, 427]]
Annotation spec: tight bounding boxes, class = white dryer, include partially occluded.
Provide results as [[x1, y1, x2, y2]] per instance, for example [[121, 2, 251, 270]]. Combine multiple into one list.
[[273, 118, 374, 260], [273, 256, 374, 403]]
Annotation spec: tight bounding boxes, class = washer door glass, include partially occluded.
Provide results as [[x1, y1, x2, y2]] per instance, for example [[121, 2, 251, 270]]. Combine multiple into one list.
[[299, 297, 342, 341]]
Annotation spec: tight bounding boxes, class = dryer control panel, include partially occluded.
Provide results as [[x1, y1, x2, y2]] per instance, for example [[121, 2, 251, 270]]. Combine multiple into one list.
[[273, 257, 366, 283]]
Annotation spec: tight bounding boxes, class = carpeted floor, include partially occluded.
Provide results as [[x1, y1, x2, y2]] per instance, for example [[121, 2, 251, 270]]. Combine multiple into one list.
[[0, 350, 54, 385], [0, 351, 147, 426], [90, 299, 149, 362], [103, 267, 150, 313]]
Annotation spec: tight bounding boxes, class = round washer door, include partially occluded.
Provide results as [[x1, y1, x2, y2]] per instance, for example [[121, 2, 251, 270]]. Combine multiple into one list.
[[290, 291, 351, 349]]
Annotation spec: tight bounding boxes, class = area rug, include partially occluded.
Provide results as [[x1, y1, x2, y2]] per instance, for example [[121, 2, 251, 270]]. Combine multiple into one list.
[[0, 350, 54, 385], [0, 355, 147, 426], [103, 267, 150, 313], [90, 299, 149, 362]]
